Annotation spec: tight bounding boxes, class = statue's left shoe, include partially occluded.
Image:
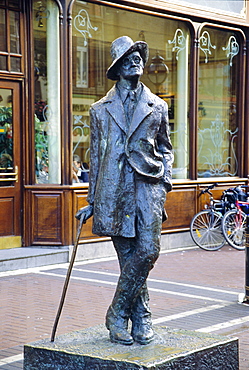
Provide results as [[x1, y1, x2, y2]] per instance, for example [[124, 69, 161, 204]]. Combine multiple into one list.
[[106, 305, 133, 345], [131, 321, 154, 345], [131, 285, 154, 344]]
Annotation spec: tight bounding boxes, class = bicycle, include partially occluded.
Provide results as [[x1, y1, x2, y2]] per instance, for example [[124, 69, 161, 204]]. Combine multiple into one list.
[[221, 186, 249, 251], [190, 183, 229, 251]]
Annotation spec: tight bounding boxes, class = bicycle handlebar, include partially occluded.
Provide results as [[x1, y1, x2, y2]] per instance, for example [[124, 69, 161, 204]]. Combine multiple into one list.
[[241, 185, 249, 191], [200, 183, 218, 195]]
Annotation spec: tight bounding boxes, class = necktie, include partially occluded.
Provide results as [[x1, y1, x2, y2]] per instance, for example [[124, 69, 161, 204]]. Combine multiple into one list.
[[124, 91, 136, 124]]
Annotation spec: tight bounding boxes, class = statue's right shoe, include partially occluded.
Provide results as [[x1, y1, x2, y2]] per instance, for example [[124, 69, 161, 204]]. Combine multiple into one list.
[[105, 306, 133, 345], [108, 324, 134, 345]]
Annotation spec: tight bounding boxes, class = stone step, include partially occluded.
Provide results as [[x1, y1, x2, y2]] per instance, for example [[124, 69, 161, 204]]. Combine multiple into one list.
[[0, 247, 69, 272], [0, 232, 196, 273]]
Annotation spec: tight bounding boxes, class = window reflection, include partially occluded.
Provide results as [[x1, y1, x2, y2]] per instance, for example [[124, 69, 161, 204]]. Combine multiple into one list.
[[0, 90, 13, 169], [0, 9, 7, 52], [33, 0, 61, 184], [9, 0, 21, 8], [10, 56, 21, 72], [197, 27, 240, 177], [0, 4, 22, 73], [71, 2, 191, 180], [9, 11, 20, 54], [0, 56, 7, 71]]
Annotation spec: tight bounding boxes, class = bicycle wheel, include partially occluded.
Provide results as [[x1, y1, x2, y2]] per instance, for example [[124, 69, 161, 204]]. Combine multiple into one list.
[[221, 209, 246, 250], [190, 210, 225, 251]]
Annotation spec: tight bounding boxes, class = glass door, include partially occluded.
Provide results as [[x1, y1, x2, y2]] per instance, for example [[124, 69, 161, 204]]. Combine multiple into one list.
[[0, 80, 22, 249]]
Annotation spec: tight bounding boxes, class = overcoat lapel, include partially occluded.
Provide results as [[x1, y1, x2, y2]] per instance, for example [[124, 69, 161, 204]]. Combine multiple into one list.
[[128, 88, 153, 137], [105, 88, 128, 134], [105, 84, 154, 136]]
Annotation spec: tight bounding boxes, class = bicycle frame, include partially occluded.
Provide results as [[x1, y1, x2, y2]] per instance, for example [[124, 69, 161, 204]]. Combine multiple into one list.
[[190, 183, 226, 251], [234, 200, 249, 227]]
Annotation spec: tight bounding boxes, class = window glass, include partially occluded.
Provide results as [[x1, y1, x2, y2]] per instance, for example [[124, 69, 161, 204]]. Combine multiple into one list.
[[197, 26, 241, 178], [33, 0, 61, 184], [10, 56, 20, 71], [0, 9, 7, 52], [71, 2, 191, 182], [9, 11, 20, 54], [0, 89, 13, 170], [8, 0, 21, 8], [0, 55, 7, 70], [0, 4, 22, 72]]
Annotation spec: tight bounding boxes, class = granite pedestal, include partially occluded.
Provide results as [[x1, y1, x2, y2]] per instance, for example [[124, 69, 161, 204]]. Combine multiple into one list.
[[24, 324, 238, 369]]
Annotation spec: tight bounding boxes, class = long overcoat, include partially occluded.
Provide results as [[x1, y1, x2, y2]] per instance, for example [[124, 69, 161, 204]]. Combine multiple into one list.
[[87, 83, 174, 237]]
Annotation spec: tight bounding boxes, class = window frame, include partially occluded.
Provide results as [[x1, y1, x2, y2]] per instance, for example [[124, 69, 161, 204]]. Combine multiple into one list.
[[0, 1, 24, 74], [196, 22, 246, 180]]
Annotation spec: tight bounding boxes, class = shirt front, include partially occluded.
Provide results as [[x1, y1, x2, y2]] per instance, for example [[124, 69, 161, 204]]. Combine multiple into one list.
[[117, 83, 143, 124]]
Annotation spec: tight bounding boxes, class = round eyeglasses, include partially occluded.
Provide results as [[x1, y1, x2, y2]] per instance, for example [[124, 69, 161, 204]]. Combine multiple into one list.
[[122, 55, 142, 67]]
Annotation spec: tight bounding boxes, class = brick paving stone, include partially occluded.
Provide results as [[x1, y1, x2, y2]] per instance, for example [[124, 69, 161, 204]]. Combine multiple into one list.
[[0, 244, 249, 369]]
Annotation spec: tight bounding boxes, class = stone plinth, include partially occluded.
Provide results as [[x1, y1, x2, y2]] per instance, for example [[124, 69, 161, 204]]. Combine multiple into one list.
[[24, 325, 238, 369]]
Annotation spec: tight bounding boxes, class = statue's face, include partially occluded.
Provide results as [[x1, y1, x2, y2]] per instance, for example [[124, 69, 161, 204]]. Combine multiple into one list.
[[118, 51, 144, 80]]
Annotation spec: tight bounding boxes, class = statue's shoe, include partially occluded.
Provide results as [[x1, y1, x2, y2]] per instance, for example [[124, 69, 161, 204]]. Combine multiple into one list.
[[106, 306, 133, 345], [108, 324, 134, 345], [131, 322, 154, 345]]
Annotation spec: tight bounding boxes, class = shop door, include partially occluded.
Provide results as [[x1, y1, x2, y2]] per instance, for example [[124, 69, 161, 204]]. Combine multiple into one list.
[[0, 80, 22, 249]]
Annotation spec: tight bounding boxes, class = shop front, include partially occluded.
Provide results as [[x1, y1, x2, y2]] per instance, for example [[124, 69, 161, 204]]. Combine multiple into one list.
[[0, 0, 248, 249]]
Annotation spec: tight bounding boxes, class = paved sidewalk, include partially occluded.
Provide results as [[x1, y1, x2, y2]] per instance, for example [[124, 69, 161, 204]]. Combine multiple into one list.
[[0, 245, 248, 369]]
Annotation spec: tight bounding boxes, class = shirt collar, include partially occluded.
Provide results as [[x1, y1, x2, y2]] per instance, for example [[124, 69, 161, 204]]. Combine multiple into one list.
[[116, 82, 142, 103]]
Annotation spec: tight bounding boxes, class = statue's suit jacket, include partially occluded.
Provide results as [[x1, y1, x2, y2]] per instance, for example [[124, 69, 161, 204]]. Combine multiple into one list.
[[87, 83, 174, 238]]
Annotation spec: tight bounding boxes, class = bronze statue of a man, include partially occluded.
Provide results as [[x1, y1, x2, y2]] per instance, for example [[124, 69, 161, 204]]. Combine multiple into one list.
[[77, 36, 173, 345]]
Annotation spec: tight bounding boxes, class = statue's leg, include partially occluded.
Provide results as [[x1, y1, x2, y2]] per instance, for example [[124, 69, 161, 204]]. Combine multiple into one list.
[[130, 283, 154, 344], [105, 237, 134, 345], [113, 237, 153, 344], [129, 177, 166, 344], [105, 178, 166, 345], [106, 234, 159, 345]]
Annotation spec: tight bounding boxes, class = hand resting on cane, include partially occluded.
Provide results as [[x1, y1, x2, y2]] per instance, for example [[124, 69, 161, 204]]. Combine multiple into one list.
[[75, 205, 94, 223]]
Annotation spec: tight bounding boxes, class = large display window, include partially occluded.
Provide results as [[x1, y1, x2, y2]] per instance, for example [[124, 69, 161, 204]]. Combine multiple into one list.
[[197, 25, 243, 178], [33, 0, 61, 184], [71, 1, 191, 181]]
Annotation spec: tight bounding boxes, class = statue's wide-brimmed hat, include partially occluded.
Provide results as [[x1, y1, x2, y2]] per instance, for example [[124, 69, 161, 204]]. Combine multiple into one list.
[[107, 36, 149, 80]]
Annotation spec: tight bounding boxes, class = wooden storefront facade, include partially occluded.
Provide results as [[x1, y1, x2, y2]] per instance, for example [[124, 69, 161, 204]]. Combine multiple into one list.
[[0, 0, 248, 249]]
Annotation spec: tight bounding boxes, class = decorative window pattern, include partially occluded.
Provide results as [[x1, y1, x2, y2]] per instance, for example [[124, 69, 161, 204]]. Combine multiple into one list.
[[71, 1, 243, 181], [222, 36, 239, 67], [197, 26, 241, 177], [71, 1, 191, 180], [198, 115, 238, 177]]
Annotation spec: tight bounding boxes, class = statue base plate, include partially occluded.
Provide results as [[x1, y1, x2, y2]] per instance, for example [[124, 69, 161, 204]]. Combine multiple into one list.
[[24, 325, 238, 369]]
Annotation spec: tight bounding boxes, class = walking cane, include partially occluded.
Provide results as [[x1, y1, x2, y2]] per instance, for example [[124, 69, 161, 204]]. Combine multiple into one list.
[[51, 212, 86, 342]]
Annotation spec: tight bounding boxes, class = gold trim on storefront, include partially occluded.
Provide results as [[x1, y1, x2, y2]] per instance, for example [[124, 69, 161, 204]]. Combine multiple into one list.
[[0, 236, 22, 250]]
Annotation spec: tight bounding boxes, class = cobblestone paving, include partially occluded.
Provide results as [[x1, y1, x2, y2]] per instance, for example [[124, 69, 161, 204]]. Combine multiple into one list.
[[0, 245, 248, 369]]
